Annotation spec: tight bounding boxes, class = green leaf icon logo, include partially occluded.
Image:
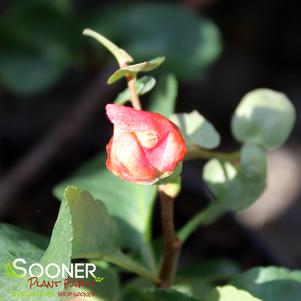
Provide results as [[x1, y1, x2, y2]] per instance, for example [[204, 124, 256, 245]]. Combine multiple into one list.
[[4, 262, 23, 279], [94, 276, 104, 283]]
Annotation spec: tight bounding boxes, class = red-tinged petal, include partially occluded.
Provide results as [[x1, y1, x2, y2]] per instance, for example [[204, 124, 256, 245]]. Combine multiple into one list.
[[106, 138, 122, 177], [145, 126, 187, 172], [110, 131, 160, 183], [106, 104, 170, 136]]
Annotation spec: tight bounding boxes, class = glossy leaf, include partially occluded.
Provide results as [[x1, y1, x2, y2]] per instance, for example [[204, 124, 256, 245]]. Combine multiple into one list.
[[149, 74, 178, 117], [170, 111, 220, 150], [115, 76, 156, 105], [231, 267, 301, 301], [205, 285, 262, 301], [108, 57, 165, 84], [231, 88, 296, 149], [88, 3, 221, 79]]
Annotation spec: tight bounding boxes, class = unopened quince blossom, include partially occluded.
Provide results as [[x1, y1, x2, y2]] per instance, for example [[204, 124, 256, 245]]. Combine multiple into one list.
[[106, 104, 187, 184]]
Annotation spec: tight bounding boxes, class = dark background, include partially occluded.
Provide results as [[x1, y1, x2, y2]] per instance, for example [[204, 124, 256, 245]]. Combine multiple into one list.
[[0, 0, 300, 271]]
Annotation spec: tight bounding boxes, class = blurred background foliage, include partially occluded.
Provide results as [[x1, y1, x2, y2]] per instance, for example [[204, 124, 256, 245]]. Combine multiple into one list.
[[0, 0, 301, 277], [0, 1, 221, 95]]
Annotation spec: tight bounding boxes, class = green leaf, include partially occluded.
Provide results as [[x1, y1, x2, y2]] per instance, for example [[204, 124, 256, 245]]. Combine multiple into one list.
[[172, 260, 240, 299], [205, 285, 262, 301], [115, 76, 156, 105], [108, 57, 165, 84], [123, 272, 214, 300], [149, 74, 178, 117], [0, 185, 157, 301], [64, 186, 158, 282], [83, 28, 133, 66], [65, 185, 120, 257], [203, 143, 266, 212], [0, 224, 49, 260], [146, 289, 200, 301], [0, 196, 72, 301], [230, 266, 301, 301], [170, 111, 220, 150], [231, 88, 296, 149], [124, 288, 201, 301], [93, 264, 121, 301], [0, 224, 50, 296], [178, 259, 241, 282], [53, 155, 157, 268], [88, 3, 221, 79], [156, 163, 182, 186], [123, 277, 153, 301], [172, 279, 213, 300], [178, 144, 266, 242], [64, 260, 120, 301], [50, 0, 72, 13], [0, 49, 70, 95]]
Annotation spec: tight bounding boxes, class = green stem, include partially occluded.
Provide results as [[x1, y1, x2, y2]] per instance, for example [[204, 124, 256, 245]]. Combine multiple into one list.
[[178, 204, 225, 243], [186, 145, 240, 163]]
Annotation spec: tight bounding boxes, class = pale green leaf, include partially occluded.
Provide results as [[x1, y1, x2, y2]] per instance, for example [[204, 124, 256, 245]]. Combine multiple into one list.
[[231, 88, 296, 149], [108, 57, 165, 84], [115, 76, 156, 105], [202, 143, 266, 212], [178, 144, 266, 242], [231, 266, 301, 301], [205, 285, 262, 301], [83, 28, 133, 66], [170, 111, 220, 149]]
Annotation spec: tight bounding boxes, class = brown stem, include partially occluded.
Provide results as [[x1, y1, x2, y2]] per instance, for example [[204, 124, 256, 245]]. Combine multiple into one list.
[[158, 186, 181, 288]]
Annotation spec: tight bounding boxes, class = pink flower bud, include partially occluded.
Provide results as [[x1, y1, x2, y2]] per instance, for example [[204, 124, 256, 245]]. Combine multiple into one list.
[[106, 104, 187, 184]]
